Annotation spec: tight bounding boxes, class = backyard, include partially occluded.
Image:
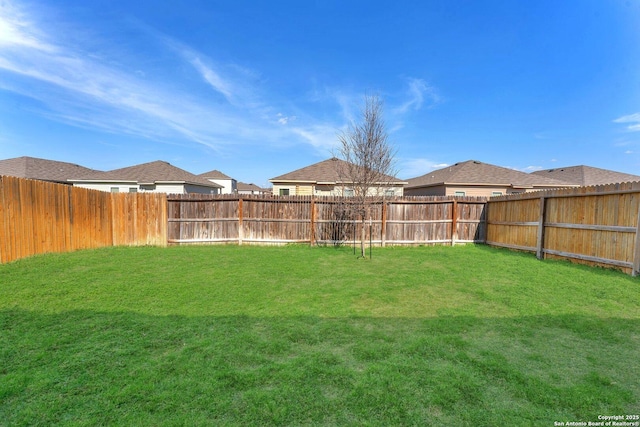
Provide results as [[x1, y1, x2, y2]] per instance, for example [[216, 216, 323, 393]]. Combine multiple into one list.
[[0, 244, 638, 426]]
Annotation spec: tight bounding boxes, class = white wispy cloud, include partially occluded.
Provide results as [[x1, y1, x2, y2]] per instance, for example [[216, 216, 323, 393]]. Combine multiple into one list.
[[289, 124, 339, 155], [0, 2, 323, 153], [0, 2, 55, 52], [394, 78, 440, 114], [276, 113, 296, 125], [188, 56, 235, 103], [0, 2, 440, 164], [614, 113, 640, 132]]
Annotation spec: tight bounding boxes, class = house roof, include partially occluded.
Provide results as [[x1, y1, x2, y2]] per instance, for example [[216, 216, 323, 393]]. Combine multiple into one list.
[[237, 182, 264, 192], [270, 157, 406, 185], [198, 169, 233, 180], [406, 160, 573, 189], [70, 160, 222, 188], [0, 156, 100, 183], [531, 165, 640, 186]]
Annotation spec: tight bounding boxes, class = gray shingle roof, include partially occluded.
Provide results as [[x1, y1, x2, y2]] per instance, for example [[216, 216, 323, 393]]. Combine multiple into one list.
[[271, 158, 405, 184], [531, 165, 640, 186], [71, 160, 222, 188], [237, 182, 263, 191], [0, 156, 100, 183], [406, 160, 572, 189], [198, 169, 233, 180]]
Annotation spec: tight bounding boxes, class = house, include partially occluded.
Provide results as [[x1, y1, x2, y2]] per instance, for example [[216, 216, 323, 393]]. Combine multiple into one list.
[[530, 165, 640, 186], [237, 182, 268, 195], [0, 156, 100, 184], [270, 157, 407, 197], [404, 160, 576, 197], [198, 169, 237, 194], [69, 160, 223, 194]]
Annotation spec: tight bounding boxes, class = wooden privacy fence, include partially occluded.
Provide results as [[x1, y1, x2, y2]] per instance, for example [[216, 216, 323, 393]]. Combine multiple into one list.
[[486, 181, 640, 276], [5, 174, 640, 277], [0, 176, 167, 264], [167, 195, 487, 247]]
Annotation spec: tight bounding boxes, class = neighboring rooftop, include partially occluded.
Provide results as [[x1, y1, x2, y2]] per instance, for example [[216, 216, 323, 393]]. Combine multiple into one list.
[[0, 156, 100, 184], [70, 160, 222, 188], [271, 157, 406, 184], [531, 165, 640, 186], [237, 182, 263, 192], [198, 169, 233, 180], [406, 160, 572, 189]]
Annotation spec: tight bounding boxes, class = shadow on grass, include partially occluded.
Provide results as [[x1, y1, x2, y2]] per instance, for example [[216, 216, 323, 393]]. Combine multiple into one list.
[[1, 309, 638, 426]]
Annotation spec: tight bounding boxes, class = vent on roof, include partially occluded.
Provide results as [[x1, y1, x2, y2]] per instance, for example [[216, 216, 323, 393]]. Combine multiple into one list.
[[473, 161, 480, 164]]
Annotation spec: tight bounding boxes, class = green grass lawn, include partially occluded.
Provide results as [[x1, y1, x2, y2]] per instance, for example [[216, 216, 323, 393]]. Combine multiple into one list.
[[0, 244, 638, 426]]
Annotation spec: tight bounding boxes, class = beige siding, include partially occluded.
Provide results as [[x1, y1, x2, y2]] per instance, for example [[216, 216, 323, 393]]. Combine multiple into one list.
[[75, 183, 139, 193], [404, 185, 447, 196], [296, 184, 314, 195], [272, 184, 293, 195], [272, 183, 313, 196], [275, 182, 403, 197], [445, 186, 509, 197], [406, 185, 522, 198]]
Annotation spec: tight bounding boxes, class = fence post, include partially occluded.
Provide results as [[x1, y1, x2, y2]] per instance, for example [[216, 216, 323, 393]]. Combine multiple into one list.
[[381, 200, 387, 248], [451, 199, 458, 246], [481, 200, 488, 243], [632, 199, 640, 276], [238, 197, 243, 246], [310, 196, 315, 247], [536, 196, 546, 260]]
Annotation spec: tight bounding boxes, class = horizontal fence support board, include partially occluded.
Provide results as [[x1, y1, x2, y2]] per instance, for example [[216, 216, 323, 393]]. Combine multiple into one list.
[[385, 239, 454, 244], [544, 222, 636, 233], [485, 241, 536, 252], [169, 238, 311, 244], [543, 249, 633, 269], [491, 187, 640, 201], [168, 238, 238, 243], [242, 239, 309, 243], [243, 218, 310, 223], [487, 221, 538, 227], [314, 219, 361, 224], [385, 220, 453, 224], [168, 218, 238, 223]]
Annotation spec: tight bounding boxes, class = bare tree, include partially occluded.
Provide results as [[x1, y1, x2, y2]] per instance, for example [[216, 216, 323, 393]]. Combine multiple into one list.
[[335, 94, 398, 257]]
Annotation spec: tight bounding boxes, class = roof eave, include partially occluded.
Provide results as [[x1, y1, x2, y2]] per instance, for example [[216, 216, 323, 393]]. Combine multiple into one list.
[[70, 179, 138, 184], [269, 179, 317, 184]]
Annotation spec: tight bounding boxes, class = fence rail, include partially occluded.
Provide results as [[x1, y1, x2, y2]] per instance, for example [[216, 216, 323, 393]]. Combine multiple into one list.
[[486, 181, 640, 275]]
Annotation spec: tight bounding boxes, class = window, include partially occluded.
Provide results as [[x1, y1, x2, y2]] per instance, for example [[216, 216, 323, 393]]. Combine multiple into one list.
[[343, 188, 354, 197], [110, 187, 119, 193], [454, 191, 466, 196], [129, 188, 138, 193], [491, 191, 503, 196], [385, 189, 395, 197], [279, 188, 290, 196]]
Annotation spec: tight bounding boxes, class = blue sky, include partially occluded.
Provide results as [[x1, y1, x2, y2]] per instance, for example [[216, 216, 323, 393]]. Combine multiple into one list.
[[1, 0, 639, 187]]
